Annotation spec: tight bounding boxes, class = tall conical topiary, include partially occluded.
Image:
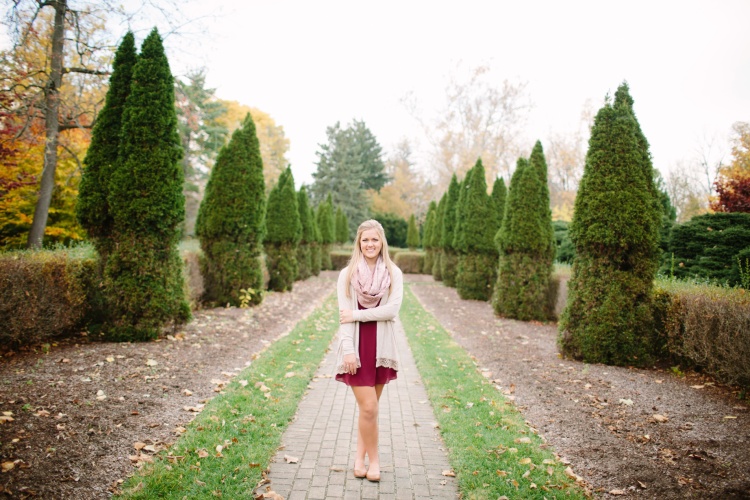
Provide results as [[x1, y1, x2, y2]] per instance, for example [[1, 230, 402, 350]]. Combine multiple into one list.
[[431, 193, 446, 280], [493, 153, 554, 320], [104, 28, 189, 340], [440, 174, 460, 286], [422, 201, 437, 273], [296, 186, 314, 280], [265, 167, 301, 291], [406, 214, 420, 250], [559, 83, 662, 366], [316, 193, 335, 270], [335, 206, 349, 243], [491, 177, 507, 230], [309, 204, 322, 276], [454, 159, 499, 300], [195, 113, 266, 306], [76, 32, 137, 264], [528, 141, 557, 264]]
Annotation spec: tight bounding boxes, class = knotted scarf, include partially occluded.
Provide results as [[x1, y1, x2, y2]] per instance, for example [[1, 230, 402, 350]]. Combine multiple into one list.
[[351, 256, 391, 308]]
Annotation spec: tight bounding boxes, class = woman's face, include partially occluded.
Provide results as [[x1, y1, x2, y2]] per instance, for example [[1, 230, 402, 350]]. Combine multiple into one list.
[[360, 228, 383, 264]]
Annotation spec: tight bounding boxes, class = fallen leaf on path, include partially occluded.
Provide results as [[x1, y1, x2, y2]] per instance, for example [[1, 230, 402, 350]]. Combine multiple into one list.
[[284, 455, 299, 464], [35, 410, 50, 417], [106, 357, 114, 363], [133, 442, 146, 450], [651, 414, 669, 423], [182, 389, 193, 396], [442, 470, 456, 477], [724, 415, 737, 419], [145, 359, 158, 367], [609, 489, 627, 495], [329, 466, 344, 472], [690, 385, 704, 389], [0, 415, 14, 424], [619, 399, 634, 406], [1, 461, 15, 472], [174, 426, 187, 435]]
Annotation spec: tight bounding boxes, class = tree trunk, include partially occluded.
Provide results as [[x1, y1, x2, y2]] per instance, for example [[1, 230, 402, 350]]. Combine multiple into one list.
[[27, 0, 67, 248]]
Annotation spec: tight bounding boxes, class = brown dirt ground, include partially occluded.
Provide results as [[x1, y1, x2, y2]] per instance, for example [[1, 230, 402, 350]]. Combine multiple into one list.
[[0, 272, 339, 499], [409, 278, 750, 499]]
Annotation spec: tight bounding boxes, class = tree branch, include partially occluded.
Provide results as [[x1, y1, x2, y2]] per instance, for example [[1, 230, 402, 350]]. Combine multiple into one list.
[[63, 67, 110, 76]]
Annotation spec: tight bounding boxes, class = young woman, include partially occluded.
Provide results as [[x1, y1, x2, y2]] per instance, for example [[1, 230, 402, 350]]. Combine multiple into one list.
[[334, 219, 403, 482]]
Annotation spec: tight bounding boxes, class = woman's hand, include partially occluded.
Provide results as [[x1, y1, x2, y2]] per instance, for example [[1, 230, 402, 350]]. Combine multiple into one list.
[[343, 353, 357, 374], [339, 308, 354, 324]]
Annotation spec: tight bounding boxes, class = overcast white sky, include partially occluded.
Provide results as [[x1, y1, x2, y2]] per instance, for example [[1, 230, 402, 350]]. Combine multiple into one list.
[[7, 1, 750, 187]]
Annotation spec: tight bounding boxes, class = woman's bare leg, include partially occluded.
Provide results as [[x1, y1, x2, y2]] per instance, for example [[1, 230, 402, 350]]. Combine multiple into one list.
[[352, 386, 380, 477]]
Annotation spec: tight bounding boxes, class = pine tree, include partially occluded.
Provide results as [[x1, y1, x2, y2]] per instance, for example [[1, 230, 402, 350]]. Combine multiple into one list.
[[491, 177, 507, 227], [431, 194, 446, 280], [76, 32, 137, 264], [559, 83, 661, 366], [406, 214, 420, 250], [309, 206, 322, 276], [316, 193, 335, 270], [195, 113, 266, 306], [104, 29, 189, 340], [454, 159, 498, 300], [264, 167, 301, 291], [493, 143, 555, 319], [335, 206, 349, 243], [422, 201, 437, 272], [440, 174, 460, 286], [296, 186, 314, 280]]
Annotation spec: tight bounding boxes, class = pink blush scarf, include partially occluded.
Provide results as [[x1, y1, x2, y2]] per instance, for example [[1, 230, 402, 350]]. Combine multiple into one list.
[[351, 256, 391, 308]]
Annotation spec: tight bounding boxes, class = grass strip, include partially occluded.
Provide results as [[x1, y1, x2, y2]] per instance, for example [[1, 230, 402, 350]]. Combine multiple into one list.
[[401, 285, 587, 499], [118, 292, 338, 499]]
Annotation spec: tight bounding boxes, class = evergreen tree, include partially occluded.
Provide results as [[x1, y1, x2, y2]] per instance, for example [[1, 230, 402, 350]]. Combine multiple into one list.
[[264, 167, 301, 291], [432, 194, 446, 280], [335, 206, 349, 243], [440, 174, 460, 286], [455, 159, 498, 300], [559, 84, 662, 366], [316, 193, 335, 269], [422, 201, 437, 272], [491, 177, 507, 228], [196, 113, 266, 306], [76, 32, 137, 265], [296, 186, 314, 280], [493, 144, 555, 320], [104, 29, 189, 340], [406, 214, 420, 250], [309, 205, 322, 276]]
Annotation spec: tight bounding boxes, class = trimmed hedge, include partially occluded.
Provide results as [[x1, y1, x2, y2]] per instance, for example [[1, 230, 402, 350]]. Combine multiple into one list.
[[653, 279, 750, 388], [0, 246, 99, 347], [330, 250, 351, 271], [393, 251, 424, 274]]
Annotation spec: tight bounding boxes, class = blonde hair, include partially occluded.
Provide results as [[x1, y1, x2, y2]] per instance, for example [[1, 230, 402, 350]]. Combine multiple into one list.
[[345, 219, 395, 298]]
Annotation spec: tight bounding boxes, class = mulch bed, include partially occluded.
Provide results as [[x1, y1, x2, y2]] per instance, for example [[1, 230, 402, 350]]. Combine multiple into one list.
[[409, 279, 750, 499], [0, 272, 338, 499]]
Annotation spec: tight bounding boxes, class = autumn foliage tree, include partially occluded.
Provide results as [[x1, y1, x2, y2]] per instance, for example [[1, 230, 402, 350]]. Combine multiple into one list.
[[711, 122, 750, 213], [559, 83, 661, 366], [196, 113, 266, 306], [103, 29, 190, 340], [264, 167, 301, 292]]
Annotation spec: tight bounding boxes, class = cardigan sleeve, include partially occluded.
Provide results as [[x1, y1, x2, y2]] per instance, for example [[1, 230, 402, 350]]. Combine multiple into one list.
[[351, 267, 403, 322], [337, 269, 356, 356]]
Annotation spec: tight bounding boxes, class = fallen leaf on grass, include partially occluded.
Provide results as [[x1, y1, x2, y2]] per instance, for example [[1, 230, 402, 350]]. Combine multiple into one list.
[[442, 470, 456, 477], [284, 372, 295, 378], [195, 479, 206, 486], [238, 380, 248, 387], [519, 458, 532, 465], [197, 449, 209, 458], [174, 426, 187, 435], [515, 437, 531, 444], [496, 470, 507, 477], [284, 455, 299, 464], [542, 459, 556, 465]]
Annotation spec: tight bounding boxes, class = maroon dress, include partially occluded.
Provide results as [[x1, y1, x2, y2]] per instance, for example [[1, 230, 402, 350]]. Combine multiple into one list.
[[336, 300, 398, 387]]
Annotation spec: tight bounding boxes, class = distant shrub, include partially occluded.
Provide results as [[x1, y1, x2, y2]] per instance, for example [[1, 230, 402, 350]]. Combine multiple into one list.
[[393, 251, 424, 274], [330, 250, 351, 271]]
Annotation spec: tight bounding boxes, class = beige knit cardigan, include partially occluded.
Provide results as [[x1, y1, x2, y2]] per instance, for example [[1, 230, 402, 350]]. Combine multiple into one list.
[[332, 265, 403, 375]]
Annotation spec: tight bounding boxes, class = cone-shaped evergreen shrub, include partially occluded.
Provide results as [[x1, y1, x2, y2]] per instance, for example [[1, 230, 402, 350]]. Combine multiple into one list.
[[406, 214, 420, 250], [265, 167, 301, 291], [559, 84, 662, 366], [455, 159, 499, 300], [104, 29, 190, 340], [422, 201, 437, 273], [296, 187, 314, 280], [493, 152, 554, 320], [196, 113, 266, 306], [432, 194, 446, 280], [440, 174, 460, 286], [77, 32, 137, 263], [335, 206, 349, 243], [309, 206, 322, 276], [491, 177, 507, 228], [316, 194, 335, 270]]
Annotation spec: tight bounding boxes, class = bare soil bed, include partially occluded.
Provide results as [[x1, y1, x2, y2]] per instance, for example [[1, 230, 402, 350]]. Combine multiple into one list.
[[410, 279, 750, 499], [0, 272, 338, 499]]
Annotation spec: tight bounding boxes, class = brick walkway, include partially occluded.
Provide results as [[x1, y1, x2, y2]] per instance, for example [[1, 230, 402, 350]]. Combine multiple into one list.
[[266, 318, 459, 500]]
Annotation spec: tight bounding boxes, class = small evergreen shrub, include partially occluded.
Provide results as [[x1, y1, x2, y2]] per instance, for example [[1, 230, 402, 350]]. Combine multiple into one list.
[[372, 212, 408, 248], [422, 201, 437, 273], [264, 167, 301, 291], [330, 250, 351, 270], [440, 174, 460, 286], [316, 195, 334, 270], [296, 187, 314, 280], [406, 214, 420, 250]]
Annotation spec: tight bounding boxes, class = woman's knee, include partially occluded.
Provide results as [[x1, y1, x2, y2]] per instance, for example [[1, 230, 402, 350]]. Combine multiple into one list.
[[358, 400, 379, 420]]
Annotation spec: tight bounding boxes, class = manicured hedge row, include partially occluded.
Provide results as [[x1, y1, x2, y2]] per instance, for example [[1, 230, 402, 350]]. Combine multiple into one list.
[[393, 251, 424, 274], [0, 246, 100, 348], [653, 279, 750, 388]]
